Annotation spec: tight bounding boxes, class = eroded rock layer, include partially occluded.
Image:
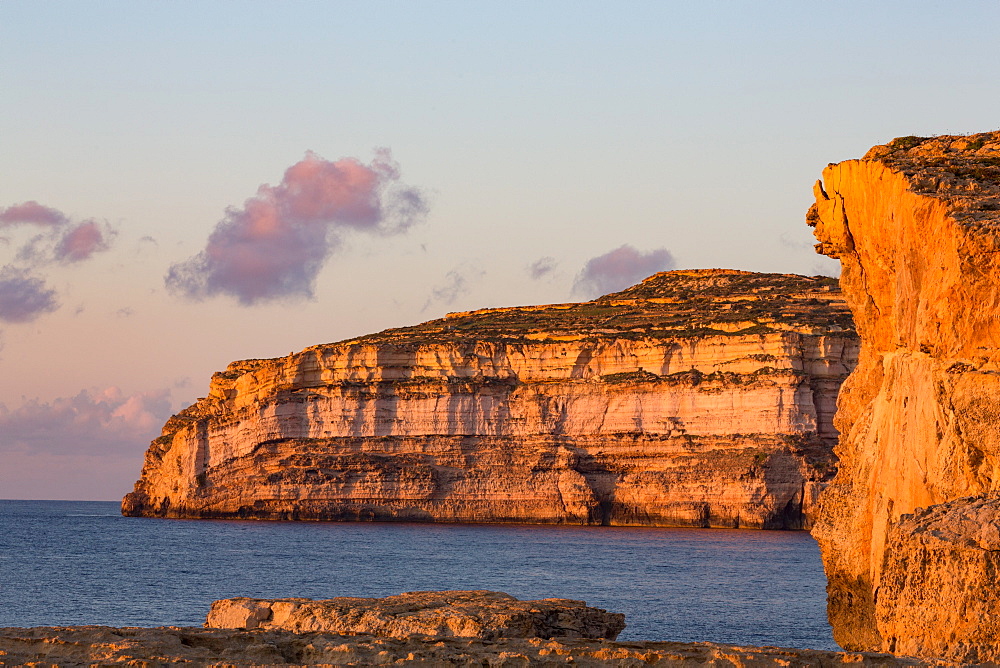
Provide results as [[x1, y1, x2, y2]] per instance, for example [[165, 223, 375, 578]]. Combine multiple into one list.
[[809, 132, 1000, 660], [124, 269, 857, 529], [206, 590, 626, 641]]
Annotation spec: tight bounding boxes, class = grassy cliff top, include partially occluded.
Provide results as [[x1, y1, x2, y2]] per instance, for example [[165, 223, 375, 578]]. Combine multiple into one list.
[[332, 269, 853, 347], [862, 132, 1000, 224]]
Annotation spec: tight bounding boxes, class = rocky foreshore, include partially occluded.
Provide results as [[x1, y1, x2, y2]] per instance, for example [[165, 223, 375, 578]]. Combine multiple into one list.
[[0, 626, 936, 667], [0, 590, 941, 667]]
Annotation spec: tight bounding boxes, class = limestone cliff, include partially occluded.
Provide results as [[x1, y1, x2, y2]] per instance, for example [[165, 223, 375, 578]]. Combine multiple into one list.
[[123, 269, 857, 529], [809, 132, 1000, 661]]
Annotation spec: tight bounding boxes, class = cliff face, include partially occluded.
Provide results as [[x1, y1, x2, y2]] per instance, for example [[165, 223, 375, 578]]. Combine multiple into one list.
[[123, 269, 857, 529], [809, 132, 1000, 660]]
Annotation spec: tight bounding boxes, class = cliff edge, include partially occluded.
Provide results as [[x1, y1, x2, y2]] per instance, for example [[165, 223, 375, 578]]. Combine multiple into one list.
[[124, 269, 856, 529], [809, 131, 1000, 661]]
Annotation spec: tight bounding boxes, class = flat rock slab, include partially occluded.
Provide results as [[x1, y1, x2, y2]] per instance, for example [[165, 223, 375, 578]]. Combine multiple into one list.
[[0, 626, 938, 667], [206, 590, 626, 641]]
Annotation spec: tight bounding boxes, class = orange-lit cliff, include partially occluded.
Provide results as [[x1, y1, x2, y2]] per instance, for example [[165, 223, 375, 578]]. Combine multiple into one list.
[[124, 269, 856, 529], [810, 131, 1000, 661]]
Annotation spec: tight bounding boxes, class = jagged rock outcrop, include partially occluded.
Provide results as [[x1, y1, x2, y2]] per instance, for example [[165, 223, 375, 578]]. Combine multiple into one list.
[[206, 590, 626, 641], [809, 132, 1000, 661], [124, 269, 857, 529], [0, 625, 937, 666]]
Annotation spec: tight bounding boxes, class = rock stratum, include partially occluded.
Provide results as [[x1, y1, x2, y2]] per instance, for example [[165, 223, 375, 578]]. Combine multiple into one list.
[[809, 131, 1000, 661], [123, 269, 857, 529], [205, 590, 626, 641]]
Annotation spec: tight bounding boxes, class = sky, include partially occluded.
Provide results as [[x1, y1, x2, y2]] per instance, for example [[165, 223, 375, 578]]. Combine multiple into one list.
[[1, 1, 999, 501]]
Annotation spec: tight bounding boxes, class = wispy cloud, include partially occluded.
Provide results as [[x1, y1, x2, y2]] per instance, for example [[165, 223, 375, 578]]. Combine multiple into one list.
[[0, 201, 116, 326], [0, 387, 173, 456], [166, 149, 428, 305], [812, 259, 841, 278], [528, 256, 558, 280], [0, 267, 59, 323], [572, 244, 675, 298], [423, 265, 485, 311], [0, 202, 114, 266], [0, 387, 176, 500]]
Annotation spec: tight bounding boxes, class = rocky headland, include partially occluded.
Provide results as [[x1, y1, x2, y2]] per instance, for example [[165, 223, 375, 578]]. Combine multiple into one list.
[[0, 591, 936, 666], [809, 131, 1000, 661], [123, 269, 857, 529]]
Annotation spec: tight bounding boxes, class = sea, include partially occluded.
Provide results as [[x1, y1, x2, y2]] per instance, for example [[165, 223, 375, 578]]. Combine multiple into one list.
[[0, 499, 837, 651]]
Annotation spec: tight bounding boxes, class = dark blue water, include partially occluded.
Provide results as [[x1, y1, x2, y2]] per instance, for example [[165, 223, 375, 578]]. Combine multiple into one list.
[[0, 500, 836, 650]]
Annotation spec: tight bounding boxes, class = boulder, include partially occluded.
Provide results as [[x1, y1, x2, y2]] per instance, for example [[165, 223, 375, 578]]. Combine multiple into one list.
[[205, 590, 626, 641]]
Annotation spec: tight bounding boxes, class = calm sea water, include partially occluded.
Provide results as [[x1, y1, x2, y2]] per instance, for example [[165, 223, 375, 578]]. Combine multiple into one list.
[[0, 500, 836, 650]]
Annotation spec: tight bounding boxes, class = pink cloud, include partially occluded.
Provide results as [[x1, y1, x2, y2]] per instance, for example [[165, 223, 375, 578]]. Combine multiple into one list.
[[0, 387, 173, 456], [0, 267, 59, 323], [166, 149, 428, 305], [0, 387, 175, 500], [572, 244, 675, 298], [54, 220, 112, 263], [0, 201, 69, 227]]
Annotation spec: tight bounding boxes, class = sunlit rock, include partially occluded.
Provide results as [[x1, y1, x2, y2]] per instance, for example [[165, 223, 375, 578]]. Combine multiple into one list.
[[124, 269, 857, 529], [206, 590, 626, 641], [809, 131, 1000, 660]]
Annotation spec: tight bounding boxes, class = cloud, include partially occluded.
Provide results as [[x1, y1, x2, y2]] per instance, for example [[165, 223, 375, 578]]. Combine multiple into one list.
[[54, 221, 113, 263], [15, 219, 115, 267], [0, 201, 115, 325], [572, 244, 675, 298], [0, 201, 69, 227], [812, 258, 841, 278], [779, 231, 815, 251], [166, 149, 428, 305], [528, 256, 558, 280], [0, 200, 113, 265], [423, 265, 485, 311], [0, 387, 176, 499], [0, 267, 59, 323], [0, 387, 173, 457]]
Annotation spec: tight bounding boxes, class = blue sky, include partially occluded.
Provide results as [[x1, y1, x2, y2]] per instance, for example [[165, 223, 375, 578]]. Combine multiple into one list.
[[1, 1, 998, 499]]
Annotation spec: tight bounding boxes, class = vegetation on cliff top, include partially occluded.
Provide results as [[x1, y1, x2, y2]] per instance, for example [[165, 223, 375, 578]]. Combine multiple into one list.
[[211, 270, 854, 379], [864, 132, 1000, 223], [336, 269, 852, 347]]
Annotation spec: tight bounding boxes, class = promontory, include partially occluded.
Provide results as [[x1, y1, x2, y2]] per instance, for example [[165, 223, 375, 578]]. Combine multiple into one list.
[[124, 268, 857, 528]]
